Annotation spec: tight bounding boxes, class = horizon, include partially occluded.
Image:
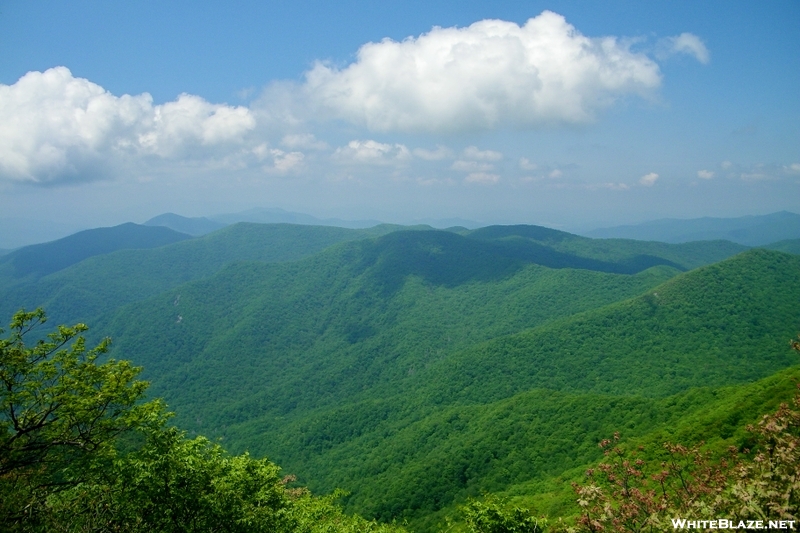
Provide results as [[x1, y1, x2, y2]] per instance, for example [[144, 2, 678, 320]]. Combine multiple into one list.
[[1, 1, 798, 239], [1, 207, 798, 251]]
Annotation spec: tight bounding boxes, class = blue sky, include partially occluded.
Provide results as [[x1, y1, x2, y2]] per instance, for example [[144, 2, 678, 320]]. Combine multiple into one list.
[[1, 0, 798, 241]]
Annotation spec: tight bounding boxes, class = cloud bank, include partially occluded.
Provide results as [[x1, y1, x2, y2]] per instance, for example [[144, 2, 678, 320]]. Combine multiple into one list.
[[304, 11, 662, 132], [0, 67, 254, 184], [0, 13, 716, 187]]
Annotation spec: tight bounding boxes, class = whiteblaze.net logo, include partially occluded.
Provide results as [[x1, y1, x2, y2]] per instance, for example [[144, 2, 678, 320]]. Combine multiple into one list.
[[672, 519, 796, 530]]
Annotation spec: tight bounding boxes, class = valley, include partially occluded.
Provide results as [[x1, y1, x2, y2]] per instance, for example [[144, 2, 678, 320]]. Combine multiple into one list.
[[1, 218, 798, 531]]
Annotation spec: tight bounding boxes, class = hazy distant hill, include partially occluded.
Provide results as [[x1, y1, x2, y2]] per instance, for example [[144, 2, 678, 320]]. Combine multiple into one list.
[[211, 207, 383, 229], [765, 238, 800, 255], [466, 224, 746, 271], [585, 211, 800, 245], [0, 222, 422, 326], [144, 212, 227, 236], [0, 223, 191, 285]]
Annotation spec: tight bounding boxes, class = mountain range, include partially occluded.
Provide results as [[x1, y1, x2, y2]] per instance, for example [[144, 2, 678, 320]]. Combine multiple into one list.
[[585, 210, 800, 245], [0, 217, 797, 530]]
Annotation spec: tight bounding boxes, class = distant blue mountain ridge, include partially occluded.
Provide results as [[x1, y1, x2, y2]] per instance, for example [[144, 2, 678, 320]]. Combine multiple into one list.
[[584, 211, 800, 246], [143, 213, 226, 236], [0, 223, 191, 281], [143, 208, 484, 236]]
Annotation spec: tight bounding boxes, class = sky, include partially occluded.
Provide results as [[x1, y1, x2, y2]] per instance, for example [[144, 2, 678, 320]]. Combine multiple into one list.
[[1, 0, 798, 244]]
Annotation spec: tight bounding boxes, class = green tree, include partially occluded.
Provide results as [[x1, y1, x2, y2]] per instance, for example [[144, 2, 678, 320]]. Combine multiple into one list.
[[40, 425, 298, 533], [1, 309, 410, 533], [461, 496, 545, 533], [0, 308, 158, 526]]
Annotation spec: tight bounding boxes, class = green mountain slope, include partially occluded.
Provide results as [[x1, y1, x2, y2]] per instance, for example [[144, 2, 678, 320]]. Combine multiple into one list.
[[102, 230, 683, 416], [467, 224, 748, 271], [144, 212, 227, 235], [89, 224, 799, 529], [0, 223, 782, 530], [0, 222, 191, 287], [209, 250, 798, 527], [765, 238, 800, 255], [309, 365, 800, 529], [417, 248, 800, 402], [0, 222, 407, 325]]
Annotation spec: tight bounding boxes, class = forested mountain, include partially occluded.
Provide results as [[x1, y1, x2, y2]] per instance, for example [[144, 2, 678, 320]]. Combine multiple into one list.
[[0, 222, 408, 325], [211, 207, 383, 229], [1, 220, 796, 531], [766, 237, 800, 255], [143, 212, 227, 236], [0, 223, 191, 287], [94, 232, 795, 529], [585, 210, 800, 245]]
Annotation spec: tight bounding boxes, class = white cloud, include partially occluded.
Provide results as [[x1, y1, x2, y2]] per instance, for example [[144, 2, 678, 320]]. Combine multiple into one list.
[[740, 172, 769, 181], [334, 139, 410, 164], [660, 33, 710, 64], [267, 149, 305, 173], [303, 11, 661, 132], [549, 169, 563, 179], [639, 172, 659, 186], [720, 161, 795, 181], [138, 93, 255, 155], [452, 160, 494, 172], [465, 172, 500, 184], [588, 182, 630, 190], [697, 170, 715, 179], [463, 146, 503, 161], [413, 145, 453, 160], [609, 182, 630, 190], [0, 67, 255, 184], [519, 157, 537, 171], [280, 133, 328, 150]]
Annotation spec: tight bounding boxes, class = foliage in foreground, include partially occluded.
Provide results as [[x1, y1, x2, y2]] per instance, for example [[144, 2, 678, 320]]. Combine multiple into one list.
[[4, 305, 798, 533], [460, 496, 546, 533], [558, 382, 799, 532], [0, 309, 405, 533], [459, 337, 800, 533], [458, 383, 800, 533]]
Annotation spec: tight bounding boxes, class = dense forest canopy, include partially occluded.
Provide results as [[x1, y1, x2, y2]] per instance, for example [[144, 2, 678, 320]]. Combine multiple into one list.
[[1, 221, 798, 531]]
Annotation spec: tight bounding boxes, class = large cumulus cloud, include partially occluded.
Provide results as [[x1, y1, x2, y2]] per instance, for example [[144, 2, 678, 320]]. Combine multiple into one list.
[[1, 13, 710, 187], [0, 67, 255, 184], [304, 11, 662, 132]]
